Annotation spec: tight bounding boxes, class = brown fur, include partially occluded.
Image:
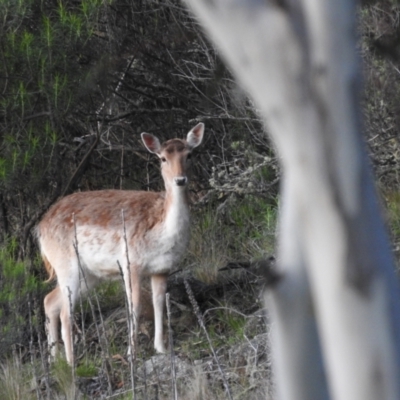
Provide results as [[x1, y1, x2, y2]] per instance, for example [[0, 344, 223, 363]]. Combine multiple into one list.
[[38, 190, 169, 247]]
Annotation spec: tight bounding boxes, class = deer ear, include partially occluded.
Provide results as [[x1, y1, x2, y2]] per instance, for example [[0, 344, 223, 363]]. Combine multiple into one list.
[[187, 123, 204, 149], [141, 133, 161, 155]]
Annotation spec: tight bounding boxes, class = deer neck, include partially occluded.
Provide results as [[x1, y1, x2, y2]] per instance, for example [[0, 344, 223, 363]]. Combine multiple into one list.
[[163, 184, 190, 236]]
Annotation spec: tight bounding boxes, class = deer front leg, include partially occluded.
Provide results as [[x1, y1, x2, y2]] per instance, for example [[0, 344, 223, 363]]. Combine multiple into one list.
[[124, 269, 141, 358], [151, 274, 168, 353]]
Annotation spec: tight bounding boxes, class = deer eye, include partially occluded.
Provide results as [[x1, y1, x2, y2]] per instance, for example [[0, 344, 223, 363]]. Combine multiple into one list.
[[187, 153, 192, 160], [160, 157, 167, 163]]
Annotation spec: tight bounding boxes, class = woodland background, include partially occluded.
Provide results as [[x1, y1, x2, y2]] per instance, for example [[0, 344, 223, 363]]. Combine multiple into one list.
[[1, 0, 400, 398]]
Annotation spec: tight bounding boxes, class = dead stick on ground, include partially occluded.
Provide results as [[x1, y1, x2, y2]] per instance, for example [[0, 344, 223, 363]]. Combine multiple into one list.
[[184, 279, 233, 400]]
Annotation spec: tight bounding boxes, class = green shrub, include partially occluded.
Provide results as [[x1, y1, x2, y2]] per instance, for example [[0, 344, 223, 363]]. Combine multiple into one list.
[[0, 238, 43, 358], [189, 195, 278, 283]]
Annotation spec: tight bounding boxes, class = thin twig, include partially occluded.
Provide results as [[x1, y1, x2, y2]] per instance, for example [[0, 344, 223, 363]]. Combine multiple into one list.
[[184, 279, 233, 400], [66, 286, 77, 400], [28, 301, 42, 400], [75, 216, 87, 360], [96, 53, 138, 119], [143, 356, 148, 400], [61, 133, 99, 197], [91, 297, 113, 395], [166, 293, 178, 400], [121, 208, 136, 399], [120, 130, 124, 190], [38, 327, 52, 400], [117, 261, 136, 400], [78, 287, 86, 354]]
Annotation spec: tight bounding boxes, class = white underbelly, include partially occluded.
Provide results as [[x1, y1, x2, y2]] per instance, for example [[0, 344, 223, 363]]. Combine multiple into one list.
[[75, 224, 189, 278]]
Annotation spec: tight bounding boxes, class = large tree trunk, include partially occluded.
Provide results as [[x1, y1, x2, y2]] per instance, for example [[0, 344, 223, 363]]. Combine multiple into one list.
[[183, 1, 400, 399]]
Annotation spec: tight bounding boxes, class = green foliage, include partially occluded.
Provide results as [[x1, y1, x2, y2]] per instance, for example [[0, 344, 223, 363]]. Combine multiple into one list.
[[0, 238, 41, 299], [0, 358, 35, 400], [51, 356, 76, 398], [0, 238, 43, 358], [180, 327, 209, 360], [181, 306, 247, 363], [76, 359, 98, 377], [218, 309, 246, 337], [79, 281, 124, 318], [189, 195, 278, 283], [189, 207, 230, 283], [385, 191, 400, 239], [0, 0, 106, 191], [97, 280, 123, 301], [208, 308, 247, 347]]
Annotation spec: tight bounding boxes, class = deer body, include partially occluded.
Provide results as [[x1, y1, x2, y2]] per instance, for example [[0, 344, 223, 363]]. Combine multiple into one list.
[[37, 123, 204, 364]]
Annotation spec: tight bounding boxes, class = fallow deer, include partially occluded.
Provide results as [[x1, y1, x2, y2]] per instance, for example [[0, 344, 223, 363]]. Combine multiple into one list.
[[36, 123, 204, 364]]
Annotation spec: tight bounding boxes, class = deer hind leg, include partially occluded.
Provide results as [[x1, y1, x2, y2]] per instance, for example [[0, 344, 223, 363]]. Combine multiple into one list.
[[58, 273, 80, 365], [151, 274, 168, 353], [56, 267, 95, 365], [44, 286, 63, 359]]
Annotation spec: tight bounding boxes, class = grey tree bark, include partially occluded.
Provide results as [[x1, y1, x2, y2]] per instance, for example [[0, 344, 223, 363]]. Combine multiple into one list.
[[182, 1, 400, 399]]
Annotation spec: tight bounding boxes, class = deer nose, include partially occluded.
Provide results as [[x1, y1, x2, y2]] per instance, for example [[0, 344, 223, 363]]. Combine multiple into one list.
[[174, 176, 187, 186]]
